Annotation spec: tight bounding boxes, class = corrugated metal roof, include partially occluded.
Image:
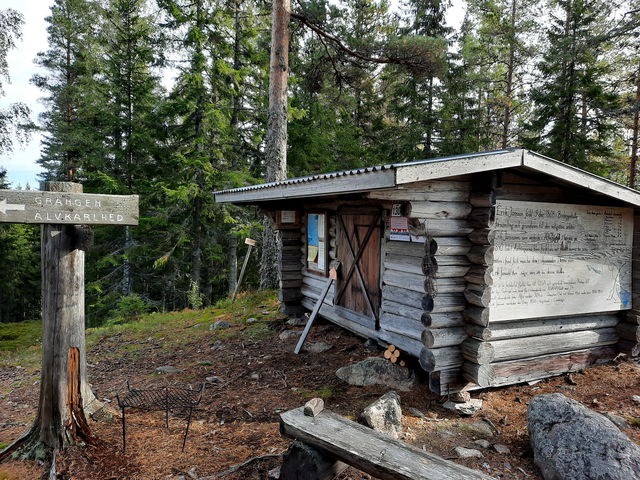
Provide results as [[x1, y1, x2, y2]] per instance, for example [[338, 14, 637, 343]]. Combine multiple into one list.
[[213, 163, 396, 195], [214, 148, 516, 196]]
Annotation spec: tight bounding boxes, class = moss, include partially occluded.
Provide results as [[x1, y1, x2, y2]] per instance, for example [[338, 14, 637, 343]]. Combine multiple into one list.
[[243, 323, 273, 340], [297, 387, 335, 400], [0, 321, 42, 352]]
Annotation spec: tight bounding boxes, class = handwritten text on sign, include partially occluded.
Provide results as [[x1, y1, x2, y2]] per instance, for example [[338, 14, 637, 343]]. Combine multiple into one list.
[[0, 190, 139, 225], [489, 200, 632, 321]]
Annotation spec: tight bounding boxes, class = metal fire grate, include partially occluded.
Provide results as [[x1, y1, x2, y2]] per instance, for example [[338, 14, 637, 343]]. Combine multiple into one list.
[[117, 382, 205, 452]]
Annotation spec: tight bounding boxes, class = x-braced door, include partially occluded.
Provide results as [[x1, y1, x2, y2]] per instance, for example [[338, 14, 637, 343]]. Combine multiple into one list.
[[335, 208, 382, 329]]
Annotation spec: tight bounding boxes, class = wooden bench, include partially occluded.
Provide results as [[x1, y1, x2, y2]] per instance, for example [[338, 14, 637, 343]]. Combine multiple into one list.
[[280, 406, 495, 480]]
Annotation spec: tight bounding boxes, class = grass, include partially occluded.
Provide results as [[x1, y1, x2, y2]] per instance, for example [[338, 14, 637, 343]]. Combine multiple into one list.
[[0, 290, 283, 370], [297, 387, 335, 400]]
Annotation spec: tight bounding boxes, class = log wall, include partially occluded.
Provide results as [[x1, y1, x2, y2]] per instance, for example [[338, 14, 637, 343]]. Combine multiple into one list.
[[457, 171, 623, 391], [619, 212, 640, 356]]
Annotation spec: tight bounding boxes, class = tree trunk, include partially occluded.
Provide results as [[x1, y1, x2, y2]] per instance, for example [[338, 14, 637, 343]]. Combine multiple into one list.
[[260, 0, 290, 289], [501, 0, 517, 149], [1, 182, 95, 463], [630, 60, 639, 188], [228, 234, 238, 295]]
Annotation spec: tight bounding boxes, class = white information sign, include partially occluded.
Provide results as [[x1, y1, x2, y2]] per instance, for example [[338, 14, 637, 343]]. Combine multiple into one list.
[[489, 200, 633, 321]]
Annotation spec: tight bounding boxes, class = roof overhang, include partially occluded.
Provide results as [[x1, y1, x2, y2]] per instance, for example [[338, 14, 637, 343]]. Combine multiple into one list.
[[213, 148, 640, 208]]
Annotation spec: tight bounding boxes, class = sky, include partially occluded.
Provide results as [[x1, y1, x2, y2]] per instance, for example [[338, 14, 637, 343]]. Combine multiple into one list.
[[0, 0, 467, 190]]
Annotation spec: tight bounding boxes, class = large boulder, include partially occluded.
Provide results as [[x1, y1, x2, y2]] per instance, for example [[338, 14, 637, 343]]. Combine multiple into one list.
[[336, 357, 416, 391], [360, 391, 402, 438], [528, 393, 640, 480]]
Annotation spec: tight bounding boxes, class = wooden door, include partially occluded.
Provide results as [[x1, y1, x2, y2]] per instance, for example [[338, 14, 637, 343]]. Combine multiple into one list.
[[336, 209, 382, 328]]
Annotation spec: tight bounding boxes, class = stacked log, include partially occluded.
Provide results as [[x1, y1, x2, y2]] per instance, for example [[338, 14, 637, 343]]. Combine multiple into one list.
[[460, 175, 621, 387], [618, 213, 640, 356], [279, 227, 304, 315], [374, 180, 474, 370]]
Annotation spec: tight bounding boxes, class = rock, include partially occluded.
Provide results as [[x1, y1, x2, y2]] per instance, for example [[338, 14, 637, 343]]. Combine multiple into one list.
[[250, 373, 260, 380], [451, 391, 471, 403], [304, 398, 324, 417], [246, 317, 259, 324], [280, 441, 347, 480], [360, 392, 402, 439], [279, 330, 302, 341], [363, 338, 379, 351], [336, 357, 416, 391], [287, 316, 307, 326], [528, 393, 640, 480], [604, 413, 630, 430], [267, 466, 281, 479], [466, 421, 495, 438], [407, 407, 427, 420], [493, 444, 511, 454], [631, 395, 640, 405], [304, 342, 333, 353], [474, 439, 491, 449], [454, 447, 483, 459], [206, 376, 223, 383], [155, 365, 182, 374], [443, 399, 483, 416], [210, 320, 231, 330]]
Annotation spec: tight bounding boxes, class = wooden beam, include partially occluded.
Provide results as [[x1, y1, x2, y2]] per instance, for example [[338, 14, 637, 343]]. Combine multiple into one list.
[[280, 407, 495, 480]]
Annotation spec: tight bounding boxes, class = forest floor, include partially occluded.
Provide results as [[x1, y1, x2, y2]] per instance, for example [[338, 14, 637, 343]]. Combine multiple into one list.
[[0, 291, 639, 479]]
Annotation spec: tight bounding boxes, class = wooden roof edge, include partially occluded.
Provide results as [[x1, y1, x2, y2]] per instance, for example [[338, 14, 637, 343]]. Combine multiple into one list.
[[521, 150, 640, 207]]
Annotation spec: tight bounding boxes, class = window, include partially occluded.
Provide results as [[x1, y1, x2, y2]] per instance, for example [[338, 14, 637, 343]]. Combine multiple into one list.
[[307, 213, 327, 274]]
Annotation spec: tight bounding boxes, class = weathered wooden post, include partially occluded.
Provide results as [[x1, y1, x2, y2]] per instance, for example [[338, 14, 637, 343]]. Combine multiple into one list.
[[0, 183, 138, 465]]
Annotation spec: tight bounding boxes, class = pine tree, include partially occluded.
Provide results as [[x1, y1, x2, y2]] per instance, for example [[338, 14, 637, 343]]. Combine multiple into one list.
[[522, 0, 621, 169], [32, 0, 104, 181]]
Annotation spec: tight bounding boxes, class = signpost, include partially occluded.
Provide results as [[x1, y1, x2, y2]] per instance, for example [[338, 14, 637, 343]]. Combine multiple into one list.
[[0, 189, 138, 225], [0, 182, 139, 460]]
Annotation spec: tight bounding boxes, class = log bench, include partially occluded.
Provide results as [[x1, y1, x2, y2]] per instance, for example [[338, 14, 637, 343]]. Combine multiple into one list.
[[279, 405, 494, 480]]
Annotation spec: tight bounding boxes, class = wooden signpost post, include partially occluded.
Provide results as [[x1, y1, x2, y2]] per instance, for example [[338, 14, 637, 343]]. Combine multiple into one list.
[[0, 182, 138, 466]]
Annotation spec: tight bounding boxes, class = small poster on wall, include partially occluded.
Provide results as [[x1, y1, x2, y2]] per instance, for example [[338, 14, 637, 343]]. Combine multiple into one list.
[[390, 203, 410, 242]]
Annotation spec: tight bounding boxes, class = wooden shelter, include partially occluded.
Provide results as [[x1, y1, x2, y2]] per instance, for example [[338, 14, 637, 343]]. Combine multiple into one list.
[[215, 149, 640, 393]]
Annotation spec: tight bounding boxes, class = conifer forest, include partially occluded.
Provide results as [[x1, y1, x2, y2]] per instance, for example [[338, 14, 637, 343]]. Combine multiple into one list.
[[0, 0, 639, 326]]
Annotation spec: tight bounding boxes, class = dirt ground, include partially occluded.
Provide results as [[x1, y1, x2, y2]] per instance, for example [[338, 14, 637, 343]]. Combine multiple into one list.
[[0, 297, 639, 479]]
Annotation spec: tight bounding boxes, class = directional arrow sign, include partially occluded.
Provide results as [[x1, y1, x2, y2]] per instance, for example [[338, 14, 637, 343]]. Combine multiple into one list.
[[0, 189, 138, 225], [0, 198, 26, 215]]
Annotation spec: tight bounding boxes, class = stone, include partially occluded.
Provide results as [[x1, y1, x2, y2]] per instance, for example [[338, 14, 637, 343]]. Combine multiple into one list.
[[363, 338, 379, 351], [528, 393, 640, 480], [466, 421, 495, 438], [304, 341, 333, 353], [267, 466, 281, 479], [603, 413, 630, 430], [474, 439, 491, 449], [360, 392, 402, 439], [493, 444, 511, 455], [287, 316, 307, 326], [631, 395, 640, 405], [155, 365, 182, 374], [304, 398, 324, 417], [451, 391, 471, 403], [210, 320, 231, 330], [407, 407, 427, 420], [442, 399, 483, 416], [250, 373, 260, 380], [336, 357, 416, 391], [453, 447, 483, 459], [206, 376, 223, 383], [246, 317, 259, 324], [280, 441, 347, 480], [279, 330, 302, 341]]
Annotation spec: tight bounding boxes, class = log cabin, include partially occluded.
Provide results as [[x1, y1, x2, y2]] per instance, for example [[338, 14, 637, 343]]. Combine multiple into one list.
[[214, 148, 640, 394]]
